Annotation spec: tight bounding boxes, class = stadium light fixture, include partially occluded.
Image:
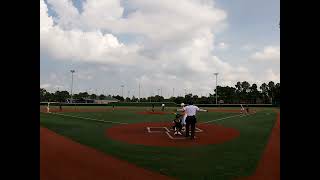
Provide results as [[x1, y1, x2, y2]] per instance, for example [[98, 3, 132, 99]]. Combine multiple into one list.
[[121, 85, 124, 98], [214, 73, 219, 104], [138, 83, 141, 102], [70, 70, 75, 103]]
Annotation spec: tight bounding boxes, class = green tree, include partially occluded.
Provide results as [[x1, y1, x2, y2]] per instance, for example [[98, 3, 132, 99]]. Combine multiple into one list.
[[169, 96, 176, 102], [235, 82, 242, 93], [274, 83, 280, 105], [131, 96, 138, 102], [173, 96, 185, 104], [140, 97, 147, 102], [184, 94, 193, 103], [153, 95, 164, 102], [99, 94, 106, 100], [78, 92, 89, 99], [72, 93, 81, 100], [43, 92, 54, 102], [54, 90, 70, 102], [260, 83, 269, 103], [235, 82, 242, 103], [192, 95, 199, 103], [113, 95, 124, 101], [249, 84, 260, 104], [90, 94, 97, 100], [216, 86, 236, 104], [40, 88, 47, 102], [241, 81, 250, 103], [268, 81, 275, 104], [197, 96, 210, 104]]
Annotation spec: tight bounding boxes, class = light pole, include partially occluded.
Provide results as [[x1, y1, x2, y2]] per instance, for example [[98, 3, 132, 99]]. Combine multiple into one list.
[[121, 85, 124, 99], [70, 70, 75, 103], [214, 73, 219, 104], [150, 91, 153, 102], [139, 83, 141, 102]]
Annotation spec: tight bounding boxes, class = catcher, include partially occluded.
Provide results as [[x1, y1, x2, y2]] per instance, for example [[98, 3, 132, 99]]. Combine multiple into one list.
[[172, 113, 183, 135]]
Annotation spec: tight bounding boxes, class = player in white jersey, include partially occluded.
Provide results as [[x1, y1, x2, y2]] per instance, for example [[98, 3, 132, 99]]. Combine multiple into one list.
[[46, 102, 50, 113], [161, 103, 165, 111], [177, 101, 208, 139], [180, 103, 187, 131], [240, 104, 248, 115]]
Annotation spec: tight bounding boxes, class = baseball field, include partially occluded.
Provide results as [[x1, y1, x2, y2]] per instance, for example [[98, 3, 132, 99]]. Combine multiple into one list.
[[40, 106, 279, 180]]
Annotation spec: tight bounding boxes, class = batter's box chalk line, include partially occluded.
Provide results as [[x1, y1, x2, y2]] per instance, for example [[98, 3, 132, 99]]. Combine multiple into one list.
[[146, 126, 203, 139]]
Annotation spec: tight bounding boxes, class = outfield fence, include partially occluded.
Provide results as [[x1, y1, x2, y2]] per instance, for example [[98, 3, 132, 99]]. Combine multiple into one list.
[[40, 102, 277, 108]]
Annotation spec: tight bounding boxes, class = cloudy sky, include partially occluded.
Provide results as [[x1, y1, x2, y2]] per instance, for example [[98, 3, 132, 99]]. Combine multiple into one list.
[[40, 0, 280, 98]]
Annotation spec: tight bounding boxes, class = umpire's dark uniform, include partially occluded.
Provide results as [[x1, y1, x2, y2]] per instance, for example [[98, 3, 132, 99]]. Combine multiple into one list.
[[185, 115, 197, 139], [183, 103, 207, 139]]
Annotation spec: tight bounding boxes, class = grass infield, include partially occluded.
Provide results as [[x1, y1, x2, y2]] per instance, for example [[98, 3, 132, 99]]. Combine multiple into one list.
[[40, 106, 277, 180]]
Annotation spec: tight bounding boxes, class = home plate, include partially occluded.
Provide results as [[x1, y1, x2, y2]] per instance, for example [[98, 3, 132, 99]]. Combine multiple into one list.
[[165, 131, 198, 139], [146, 126, 201, 139]]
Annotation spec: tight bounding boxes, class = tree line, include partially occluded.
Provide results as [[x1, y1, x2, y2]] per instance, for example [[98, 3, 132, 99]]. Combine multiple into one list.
[[40, 81, 280, 105]]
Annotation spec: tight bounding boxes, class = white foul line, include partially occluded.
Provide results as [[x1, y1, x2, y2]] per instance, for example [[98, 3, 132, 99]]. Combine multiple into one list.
[[146, 127, 201, 139], [165, 132, 197, 139], [146, 127, 170, 133], [45, 112, 128, 125], [199, 112, 256, 124]]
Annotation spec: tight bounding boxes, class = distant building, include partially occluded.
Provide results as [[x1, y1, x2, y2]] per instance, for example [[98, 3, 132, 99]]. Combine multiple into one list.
[[94, 99, 119, 104], [66, 96, 120, 104], [66, 98, 94, 103]]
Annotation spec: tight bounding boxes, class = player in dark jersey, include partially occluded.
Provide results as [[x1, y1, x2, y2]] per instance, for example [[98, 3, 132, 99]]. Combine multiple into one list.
[[172, 113, 183, 135]]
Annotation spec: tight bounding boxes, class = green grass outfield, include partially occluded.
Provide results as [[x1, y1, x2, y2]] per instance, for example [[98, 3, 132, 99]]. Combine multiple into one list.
[[40, 106, 278, 180]]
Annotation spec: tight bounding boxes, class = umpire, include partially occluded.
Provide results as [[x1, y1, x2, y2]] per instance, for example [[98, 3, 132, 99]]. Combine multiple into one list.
[[179, 101, 208, 139]]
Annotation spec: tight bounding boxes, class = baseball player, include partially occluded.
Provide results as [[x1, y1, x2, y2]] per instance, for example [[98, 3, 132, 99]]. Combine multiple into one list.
[[161, 103, 165, 111], [177, 101, 208, 139], [172, 113, 183, 135], [46, 102, 50, 113], [240, 104, 244, 114], [245, 104, 250, 114], [180, 103, 187, 131], [240, 104, 248, 115]]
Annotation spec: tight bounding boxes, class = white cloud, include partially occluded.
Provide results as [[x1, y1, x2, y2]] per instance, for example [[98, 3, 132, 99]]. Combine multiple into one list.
[[40, 82, 66, 92], [265, 69, 280, 82], [53, 85, 65, 90], [41, 0, 142, 65], [250, 46, 280, 62], [40, 0, 54, 30], [40, 83, 51, 89], [76, 71, 94, 80], [49, 73, 57, 80], [40, 0, 275, 97], [45, 0, 227, 43], [242, 44, 255, 51], [46, 0, 80, 29], [217, 42, 228, 50]]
